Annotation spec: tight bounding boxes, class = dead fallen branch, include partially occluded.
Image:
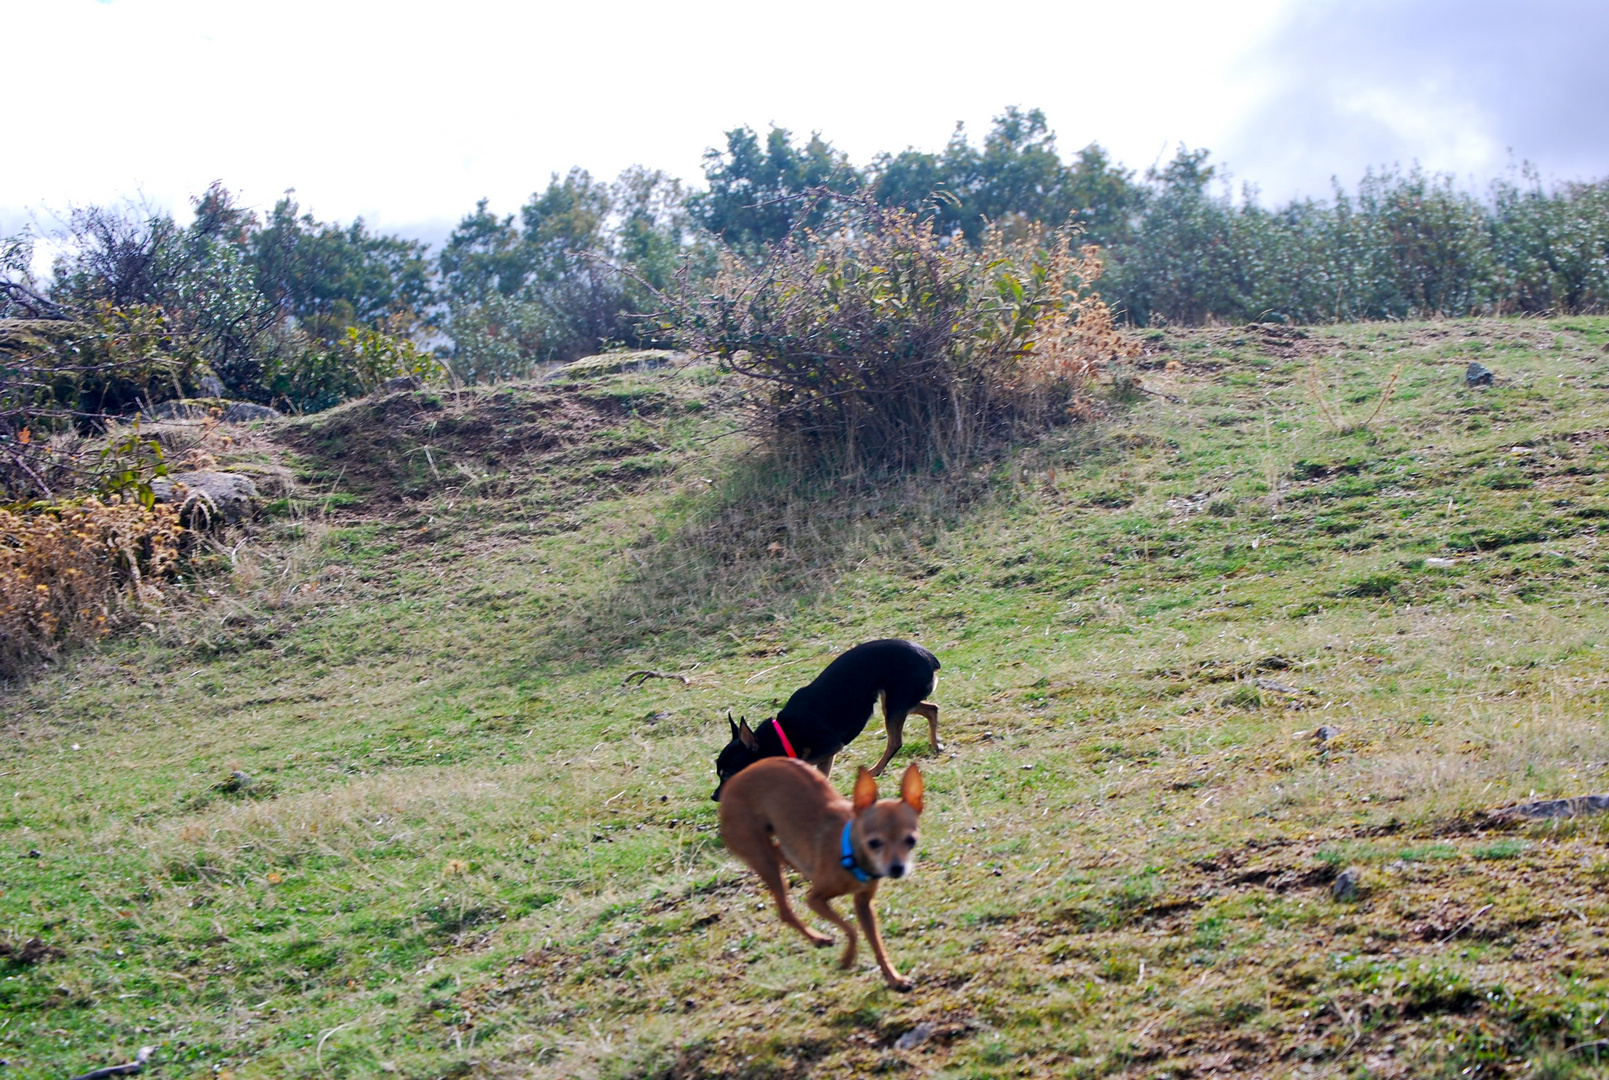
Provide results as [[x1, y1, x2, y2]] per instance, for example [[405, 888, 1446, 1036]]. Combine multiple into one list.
[[68, 1046, 155, 1080], [1436, 904, 1493, 945], [623, 669, 690, 686]]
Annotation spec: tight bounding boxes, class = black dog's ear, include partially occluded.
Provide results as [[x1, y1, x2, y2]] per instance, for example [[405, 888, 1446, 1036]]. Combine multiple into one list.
[[727, 711, 739, 738], [738, 717, 758, 750]]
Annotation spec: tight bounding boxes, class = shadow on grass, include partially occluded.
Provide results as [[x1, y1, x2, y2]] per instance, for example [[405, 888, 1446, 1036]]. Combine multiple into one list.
[[538, 450, 985, 662], [534, 419, 1124, 664]]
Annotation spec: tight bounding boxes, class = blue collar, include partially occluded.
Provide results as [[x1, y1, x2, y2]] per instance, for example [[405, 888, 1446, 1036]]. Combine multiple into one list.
[[841, 820, 876, 883]]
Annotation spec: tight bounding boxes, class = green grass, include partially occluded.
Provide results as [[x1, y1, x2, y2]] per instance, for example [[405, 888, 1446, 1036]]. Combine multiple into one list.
[[5, 319, 1609, 1078]]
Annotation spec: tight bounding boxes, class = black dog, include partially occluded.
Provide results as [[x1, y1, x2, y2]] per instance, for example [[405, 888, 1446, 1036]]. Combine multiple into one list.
[[712, 639, 940, 800]]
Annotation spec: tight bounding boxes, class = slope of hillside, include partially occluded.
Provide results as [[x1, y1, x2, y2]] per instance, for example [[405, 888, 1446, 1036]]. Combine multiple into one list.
[[5, 318, 1609, 1079]]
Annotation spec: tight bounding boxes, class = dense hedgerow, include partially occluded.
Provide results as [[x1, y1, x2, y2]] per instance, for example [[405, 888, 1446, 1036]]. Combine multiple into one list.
[[1101, 159, 1609, 325]]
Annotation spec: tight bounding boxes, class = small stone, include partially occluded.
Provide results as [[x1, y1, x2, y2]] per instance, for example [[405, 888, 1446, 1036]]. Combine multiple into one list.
[[378, 375, 424, 393], [151, 471, 260, 525], [1423, 557, 1456, 568], [1333, 866, 1363, 901], [1314, 724, 1342, 745], [1255, 677, 1301, 695], [1465, 362, 1495, 387], [896, 1023, 935, 1051], [683, 998, 697, 1011], [220, 402, 281, 423]]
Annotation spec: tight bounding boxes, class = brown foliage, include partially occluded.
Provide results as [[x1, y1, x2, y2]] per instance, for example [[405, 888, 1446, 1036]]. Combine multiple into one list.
[[0, 497, 185, 677]]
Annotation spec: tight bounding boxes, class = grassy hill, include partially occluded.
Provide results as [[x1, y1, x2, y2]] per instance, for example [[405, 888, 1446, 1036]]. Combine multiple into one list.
[[5, 317, 1609, 1079]]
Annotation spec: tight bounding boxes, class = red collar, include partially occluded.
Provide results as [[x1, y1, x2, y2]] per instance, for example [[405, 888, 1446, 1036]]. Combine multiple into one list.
[[768, 718, 798, 759]]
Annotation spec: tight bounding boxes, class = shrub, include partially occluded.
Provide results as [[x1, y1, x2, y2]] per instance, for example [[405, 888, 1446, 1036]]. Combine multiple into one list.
[[0, 498, 185, 677], [260, 323, 441, 413], [667, 195, 1131, 474], [1, 305, 198, 500]]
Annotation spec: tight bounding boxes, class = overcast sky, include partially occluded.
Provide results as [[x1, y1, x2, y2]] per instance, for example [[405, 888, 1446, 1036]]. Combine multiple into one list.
[[4, 0, 1606, 255]]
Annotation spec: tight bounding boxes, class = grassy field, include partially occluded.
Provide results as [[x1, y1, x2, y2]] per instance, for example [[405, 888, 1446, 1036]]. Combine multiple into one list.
[[5, 317, 1609, 1079]]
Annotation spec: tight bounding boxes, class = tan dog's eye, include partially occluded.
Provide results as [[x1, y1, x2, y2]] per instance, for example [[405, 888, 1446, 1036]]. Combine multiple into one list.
[[867, 838, 883, 849], [905, 836, 917, 847]]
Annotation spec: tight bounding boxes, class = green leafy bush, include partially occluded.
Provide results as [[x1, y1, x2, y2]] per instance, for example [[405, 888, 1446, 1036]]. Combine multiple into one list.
[[262, 324, 442, 413]]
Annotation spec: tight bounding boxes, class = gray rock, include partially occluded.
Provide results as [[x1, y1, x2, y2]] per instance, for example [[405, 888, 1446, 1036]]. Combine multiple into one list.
[[151, 470, 259, 525], [1488, 793, 1609, 821], [221, 402, 281, 423], [228, 463, 296, 498], [378, 375, 424, 393], [895, 1023, 934, 1051], [1465, 361, 1495, 386], [1255, 676, 1304, 695], [1332, 866, 1363, 901], [1314, 724, 1342, 746], [549, 349, 679, 381], [198, 373, 226, 398]]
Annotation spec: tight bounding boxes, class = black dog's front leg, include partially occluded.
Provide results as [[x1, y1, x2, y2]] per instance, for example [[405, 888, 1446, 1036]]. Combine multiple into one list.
[[870, 713, 905, 777]]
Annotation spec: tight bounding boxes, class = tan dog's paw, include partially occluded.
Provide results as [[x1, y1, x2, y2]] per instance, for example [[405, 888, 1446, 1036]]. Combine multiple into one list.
[[886, 975, 914, 992], [807, 932, 834, 948]]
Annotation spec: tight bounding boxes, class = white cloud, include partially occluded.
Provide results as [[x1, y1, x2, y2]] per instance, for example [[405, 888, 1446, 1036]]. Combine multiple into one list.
[[1221, 0, 1609, 201]]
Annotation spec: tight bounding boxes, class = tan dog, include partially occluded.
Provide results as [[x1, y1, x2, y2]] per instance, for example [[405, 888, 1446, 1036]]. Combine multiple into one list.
[[718, 757, 924, 990]]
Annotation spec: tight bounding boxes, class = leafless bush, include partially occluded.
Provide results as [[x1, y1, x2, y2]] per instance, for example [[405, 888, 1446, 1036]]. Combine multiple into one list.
[[666, 194, 1132, 475]]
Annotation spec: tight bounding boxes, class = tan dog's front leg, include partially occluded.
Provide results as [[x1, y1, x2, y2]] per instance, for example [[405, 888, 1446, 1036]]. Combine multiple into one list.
[[806, 887, 857, 969], [853, 891, 911, 990]]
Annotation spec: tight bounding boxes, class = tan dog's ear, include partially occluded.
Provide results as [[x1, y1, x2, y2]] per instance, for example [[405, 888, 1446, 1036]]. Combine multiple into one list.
[[738, 718, 758, 750], [900, 764, 924, 813], [852, 767, 878, 812]]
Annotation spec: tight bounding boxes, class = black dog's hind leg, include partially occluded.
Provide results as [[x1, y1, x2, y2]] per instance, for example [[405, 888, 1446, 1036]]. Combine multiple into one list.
[[912, 701, 941, 753]]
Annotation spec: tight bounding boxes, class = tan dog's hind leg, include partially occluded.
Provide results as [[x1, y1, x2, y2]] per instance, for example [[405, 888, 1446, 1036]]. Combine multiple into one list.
[[726, 825, 831, 947], [854, 892, 911, 990], [806, 887, 858, 969], [912, 701, 941, 753]]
